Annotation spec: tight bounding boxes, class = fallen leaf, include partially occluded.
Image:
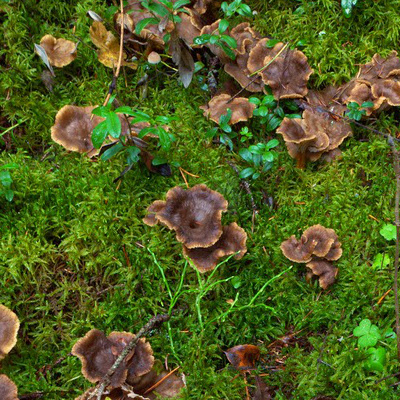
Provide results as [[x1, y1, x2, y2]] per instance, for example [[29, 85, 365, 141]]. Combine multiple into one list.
[[224, 344, 260, 371]]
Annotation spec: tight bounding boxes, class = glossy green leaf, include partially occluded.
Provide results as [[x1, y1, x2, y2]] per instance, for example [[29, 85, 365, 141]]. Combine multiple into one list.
[[106, 112, 121, 138], [101, 142, 124, 161], [135, 17, 160, 36], [380, 224, 396, 241]]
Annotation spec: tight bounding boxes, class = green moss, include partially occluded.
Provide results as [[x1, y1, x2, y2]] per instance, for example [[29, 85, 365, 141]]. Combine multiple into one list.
[[1, 0, 400, 398]]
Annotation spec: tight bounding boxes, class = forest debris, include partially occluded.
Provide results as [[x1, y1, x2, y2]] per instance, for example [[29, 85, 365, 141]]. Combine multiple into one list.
[[224, 344, 260, 371], [39, 35, 77, 67]]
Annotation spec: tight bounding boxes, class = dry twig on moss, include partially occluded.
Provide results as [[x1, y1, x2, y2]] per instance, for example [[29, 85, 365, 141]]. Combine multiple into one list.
[[88, 314, 170, 400]]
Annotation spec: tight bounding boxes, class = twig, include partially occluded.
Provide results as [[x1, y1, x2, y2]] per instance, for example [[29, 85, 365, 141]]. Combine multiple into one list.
[[388, 135, 400, 361], [89, 314, 170, 400], [102, 0, 125, 107], [375, 371, 400, 384], [143, 366, 180, 394]]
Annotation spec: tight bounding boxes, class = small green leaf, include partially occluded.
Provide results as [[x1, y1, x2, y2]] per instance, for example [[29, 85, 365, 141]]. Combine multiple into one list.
[[372, 253, 391, 270], [365, 347, 386, 372], [240, 167, 255, 179], [114, 106, 135, 115], [248, 97, 260, 105], [106, 112, 121, 138], [0, 170, 12, 187], [157, 127, 171, 151], [239, 148, 253, 162], [380, 224, 396, 241], [231, 276, 242, 289], [239, 3, 252, 17], [341, 0, 358, 17], [266, 139, 279, 149], [252, 172, 260, 179], [219, 109, 232, 126], [173, 0, 191, 9], [219, 19, 229, 33], [193, 34, 211, 45], [135, 17, 160, 36], [4, 189, 13, 202], [362, 101, 374, 108], [92, 106, 110, 118], [127, 146, 140, 165], [91, 120, 108, 148], [216, 42, 236, 60], [220, 34, 237, 49], [353, 319, 381, 348], [101, 142, 124, 161], [152, 156, 168, 166]]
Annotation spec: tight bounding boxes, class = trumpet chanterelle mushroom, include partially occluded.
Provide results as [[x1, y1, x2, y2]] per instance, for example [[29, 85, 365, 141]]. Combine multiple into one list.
[[0, 304, 20, 361], [281, 225, 342, 289], [0, 375, 18, 400], [183, 222, 247, 272], [144, 184, 228, 249]]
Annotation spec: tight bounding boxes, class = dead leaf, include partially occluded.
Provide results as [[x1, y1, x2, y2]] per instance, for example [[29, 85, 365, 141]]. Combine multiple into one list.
[[224, 344, 260, 371], [178, 45, 194, 88], [252, 376, 272, 400], [89, 21, 136, 69]]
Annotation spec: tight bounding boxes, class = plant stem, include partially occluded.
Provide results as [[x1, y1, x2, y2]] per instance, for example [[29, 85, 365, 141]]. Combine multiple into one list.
[[388, 135, 400, 361]]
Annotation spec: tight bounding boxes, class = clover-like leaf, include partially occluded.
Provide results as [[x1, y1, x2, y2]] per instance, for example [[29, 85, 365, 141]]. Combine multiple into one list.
[[365, 347, 386, 372], [353, 319, 381, 348], [380, 224, 396, 241], [372, 253, 391, 270]]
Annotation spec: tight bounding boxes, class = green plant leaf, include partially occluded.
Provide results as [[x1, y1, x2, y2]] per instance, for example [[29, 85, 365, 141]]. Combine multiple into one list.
[[365, 347, 386, 372], [266, 139, 279, 149], [372, 253, 391, 270], [91, 120, 108, 148], [353, 319, 381, 348], [239, 148, 253, 163], [380, 224, 396, 241], [135, 17, 160, 36], [157, 127, 171, 151], [101, 142, 124, 161], [126, 146, 140, 166], [106, 112, 121, 138], [341, 0, 358, 17], [219, 19, 229, 33], [0, 170, 12, 187], [92, 106, 110, 118], [114, 106, 135, 115], [220, 34, 237, 49], [173, 0, 191, 9], [240, 167, 255, 179], [231, 276, 242, 289], [362, 101, 374, 108], [4, 189, 13, 202]]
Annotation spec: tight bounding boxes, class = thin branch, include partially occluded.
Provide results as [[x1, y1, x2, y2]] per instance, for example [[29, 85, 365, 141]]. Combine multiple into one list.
[[388, 135, 400, 361], [89, 314, 170, 400], [102, 0, 125, 107]]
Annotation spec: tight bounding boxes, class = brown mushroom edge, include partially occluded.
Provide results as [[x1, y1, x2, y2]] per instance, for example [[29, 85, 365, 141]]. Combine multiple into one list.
[[0, 304, 20, 361], [39, 34, 77, 67], [183, 222, 247, 272], [0, 375, 18, 400]]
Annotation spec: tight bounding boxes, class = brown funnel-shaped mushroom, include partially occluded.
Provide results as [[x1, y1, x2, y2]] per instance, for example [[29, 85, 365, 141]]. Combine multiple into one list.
[[0, 305, 20, 361], [51, 105, 130, 154], [224, 27, 263, 92], [51, 106, 100, 153], [358, 51, 400, 81], [176, 7, 203, 46], [248, 42, 312, 99], [345, 82, 385, 115], [277, 110, 329, 168], [144, 184, 228, 249], [302, 225, 342, 259], [371, 79, 400, 106], [72, 329, 153, 388], [39, 35, 77, 67], [200, 94, 256, 125], [306, 260, 338, 289], [0, 375, 18, 400], [183, 222, 247, 272], [281, 225, 342, 288]]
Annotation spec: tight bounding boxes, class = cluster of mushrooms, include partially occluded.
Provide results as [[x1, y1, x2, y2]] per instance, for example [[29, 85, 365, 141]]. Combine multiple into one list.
[[144, 184, 247, 272], [0, 304, 20, 400], [280, 225, 342, 289], [72, 329, 184, 400]]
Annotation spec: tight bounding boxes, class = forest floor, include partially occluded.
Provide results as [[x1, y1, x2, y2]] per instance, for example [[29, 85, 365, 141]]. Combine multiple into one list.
[[1, 0, 400, 399]]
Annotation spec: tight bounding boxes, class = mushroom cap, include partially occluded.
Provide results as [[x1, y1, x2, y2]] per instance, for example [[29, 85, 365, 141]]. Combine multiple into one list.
[[0, 375, 18, 400], [51, 105, 130, 153], [176, 8, 203, 46], [302, 225, 339, 258], [183, 222, 247, 272], [306, 86, 348, 116], [280, 235, 315, 263], [51, 105, 100, 153], [125, 337, 154, 381], [306, 260, 338, 289], [39, 34, 77, 67], [261, 47, 313, 99], [153, 184, 228, 249], [224, 344, 260, 371], [281, 225, 341, 263], [0, 305, 20, 361], [143, 200, 166, 226], [346, 81, 386, 114], [247, 39, 282, 74], [72, 329, 140, 388], [147, 51, 161, 64], [200, 93, 256, 124], [230, 23, 259, 55], [359, 51, 400, 80], [371, 79, 400, 106]]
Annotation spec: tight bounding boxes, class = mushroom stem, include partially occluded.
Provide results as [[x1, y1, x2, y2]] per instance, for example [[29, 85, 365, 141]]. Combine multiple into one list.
[[296, 151, 307, 169]]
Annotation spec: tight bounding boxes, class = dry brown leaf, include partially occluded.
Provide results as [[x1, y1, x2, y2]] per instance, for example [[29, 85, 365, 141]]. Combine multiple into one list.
[[224, 344, 260, 371], [89, 21, 136, 69]]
